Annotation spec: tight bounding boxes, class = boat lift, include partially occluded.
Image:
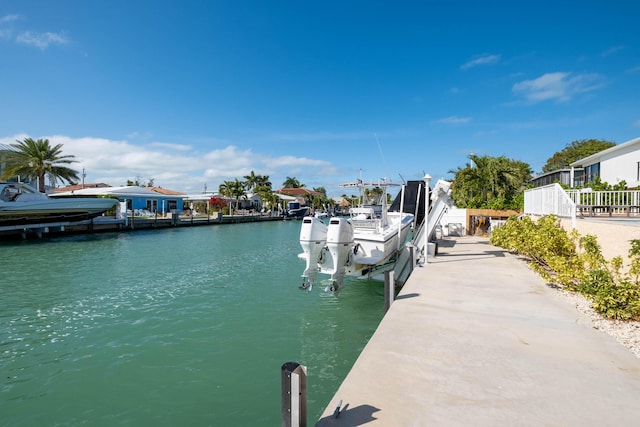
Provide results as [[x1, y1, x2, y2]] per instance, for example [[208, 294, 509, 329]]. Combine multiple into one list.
[[363, 179, 453, 287]]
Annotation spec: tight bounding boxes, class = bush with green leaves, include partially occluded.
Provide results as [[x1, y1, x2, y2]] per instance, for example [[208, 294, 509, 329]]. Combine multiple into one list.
[[490, 215, 640, 320]]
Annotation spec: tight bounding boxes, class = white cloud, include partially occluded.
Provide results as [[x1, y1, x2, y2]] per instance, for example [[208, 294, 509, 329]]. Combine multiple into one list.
[[0, 14, 20, 40], [512, 72, 605, 103], [0, 14, 20, 24], [601, 45, 624, 57], [16, 31, 68, 50], [434, 116, 472, 124], [1, 134, 337, 194], [148, 142, 193, 151], [461, 54, 501, 70]]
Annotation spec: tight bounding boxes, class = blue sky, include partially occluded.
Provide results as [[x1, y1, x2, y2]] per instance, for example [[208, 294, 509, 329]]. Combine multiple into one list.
[[1, 1, 639, 197]]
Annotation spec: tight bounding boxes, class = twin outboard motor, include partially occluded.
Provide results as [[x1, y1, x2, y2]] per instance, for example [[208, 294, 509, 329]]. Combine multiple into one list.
[[325, 217, 355, 291], [298, 216, 328, 290]]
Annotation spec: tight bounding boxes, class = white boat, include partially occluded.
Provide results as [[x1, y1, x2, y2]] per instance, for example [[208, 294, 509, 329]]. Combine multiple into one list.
[[298, 179, 414, 291], [0, 182, 118, 226], [286, 201, 310, 219]]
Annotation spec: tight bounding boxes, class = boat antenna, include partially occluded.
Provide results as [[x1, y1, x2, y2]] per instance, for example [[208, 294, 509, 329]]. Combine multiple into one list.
[[374, 133, 390, 181], [398, 173, 406, 184]]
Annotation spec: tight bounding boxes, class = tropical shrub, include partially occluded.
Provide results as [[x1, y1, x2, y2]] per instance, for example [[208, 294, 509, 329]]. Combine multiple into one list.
[[490, 215, 640, 320]]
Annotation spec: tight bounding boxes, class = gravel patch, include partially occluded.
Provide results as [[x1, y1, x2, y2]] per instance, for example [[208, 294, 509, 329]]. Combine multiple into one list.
[[556, 287, 640, 359]]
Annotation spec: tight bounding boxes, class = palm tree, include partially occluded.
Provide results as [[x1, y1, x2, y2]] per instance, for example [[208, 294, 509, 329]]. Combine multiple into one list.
[[243, 170, 259, 192], [282, 176, 304, 189], [243, 171, 272, 193], [254, 174, 272, 190], [219, 179, 246, 213], [1, 138, 80, 192], [218, 180, 233, 213]]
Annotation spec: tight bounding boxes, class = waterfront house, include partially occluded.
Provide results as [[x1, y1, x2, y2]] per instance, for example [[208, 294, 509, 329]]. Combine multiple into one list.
[[569, 136, 640, 188], [530, 169, 580, 188], [53, 185, 185, 215]]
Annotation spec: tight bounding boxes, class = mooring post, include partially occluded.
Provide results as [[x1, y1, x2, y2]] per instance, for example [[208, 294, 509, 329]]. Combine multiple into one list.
[[408, 244, 416, 270], [384, 270, 395, 312], [281, 362, 307, 427]]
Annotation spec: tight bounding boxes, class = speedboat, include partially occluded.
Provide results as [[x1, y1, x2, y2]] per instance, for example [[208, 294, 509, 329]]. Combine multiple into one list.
[[0, 182, 118, 226], [298, 179, 414, 291], [286, 201, 310, 219]]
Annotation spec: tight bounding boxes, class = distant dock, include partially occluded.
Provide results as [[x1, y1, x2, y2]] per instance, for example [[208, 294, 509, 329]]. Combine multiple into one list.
[[0, 212, 284, 240]]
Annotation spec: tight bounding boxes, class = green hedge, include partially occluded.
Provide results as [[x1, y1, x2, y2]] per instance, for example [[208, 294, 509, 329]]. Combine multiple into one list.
[[490, 215, 640, 320]]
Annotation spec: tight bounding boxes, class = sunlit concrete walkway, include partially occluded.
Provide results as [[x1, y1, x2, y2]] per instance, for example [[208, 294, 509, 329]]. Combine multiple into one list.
[[317, 236, 640, 426]]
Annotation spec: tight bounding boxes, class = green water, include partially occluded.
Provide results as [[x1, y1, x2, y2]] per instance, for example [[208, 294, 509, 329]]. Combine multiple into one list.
[[0, 221, 386, 426]]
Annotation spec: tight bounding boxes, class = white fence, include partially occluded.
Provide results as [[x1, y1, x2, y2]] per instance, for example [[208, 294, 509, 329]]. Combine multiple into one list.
[[525, 185, 640, 226], [524, 184, 576, 228], [565, 189, 640, 214]]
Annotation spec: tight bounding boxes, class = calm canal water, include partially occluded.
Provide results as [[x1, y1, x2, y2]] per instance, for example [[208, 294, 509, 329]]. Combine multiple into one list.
[[0, 220, 386, 426]]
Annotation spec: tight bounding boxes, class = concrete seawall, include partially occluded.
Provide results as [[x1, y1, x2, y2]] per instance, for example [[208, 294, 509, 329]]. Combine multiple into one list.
[[317, 236, 640, 426], [559, 217, 640, 262]]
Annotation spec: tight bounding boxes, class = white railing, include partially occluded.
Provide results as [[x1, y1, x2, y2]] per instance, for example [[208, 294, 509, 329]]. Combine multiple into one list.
[[524, 184, 576, 228], [565, 189, 640, 207], [526, 186, 640, 222]]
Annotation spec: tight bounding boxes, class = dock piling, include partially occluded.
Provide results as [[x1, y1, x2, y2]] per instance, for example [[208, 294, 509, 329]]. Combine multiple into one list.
[[281, 362, 307, 427], [384, 270, 395, 312]]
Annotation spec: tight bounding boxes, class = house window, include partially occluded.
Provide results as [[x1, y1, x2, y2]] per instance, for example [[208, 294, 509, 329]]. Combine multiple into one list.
[[146, 199, 158, 212], [573, 169, 584, 187], [167, 199, 177, 210], [584, 163, 600, 184], [637, 162, 640, 181]]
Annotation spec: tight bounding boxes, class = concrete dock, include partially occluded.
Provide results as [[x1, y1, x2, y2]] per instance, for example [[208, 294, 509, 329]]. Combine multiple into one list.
[[317, 236, 640, 426]]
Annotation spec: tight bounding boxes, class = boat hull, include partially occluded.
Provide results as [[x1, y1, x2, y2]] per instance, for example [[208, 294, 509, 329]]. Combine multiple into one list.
[[0, 183, 117, 226], [297, 212, 414, 291]]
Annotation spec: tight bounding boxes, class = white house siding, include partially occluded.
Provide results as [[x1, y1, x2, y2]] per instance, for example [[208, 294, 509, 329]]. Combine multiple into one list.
[[598, 142, 640, 187], [570, 137, 640, 188]]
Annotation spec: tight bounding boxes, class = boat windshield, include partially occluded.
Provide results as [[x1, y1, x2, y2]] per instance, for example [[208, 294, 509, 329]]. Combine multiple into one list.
[[0, 183, 47, 202], [1, 185, 20, 202]]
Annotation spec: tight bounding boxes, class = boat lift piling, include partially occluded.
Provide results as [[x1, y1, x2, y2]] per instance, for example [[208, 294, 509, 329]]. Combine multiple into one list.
[[384, 270, 395, 312], [281, 362, 307, 427], [396, 185, 406, 250]]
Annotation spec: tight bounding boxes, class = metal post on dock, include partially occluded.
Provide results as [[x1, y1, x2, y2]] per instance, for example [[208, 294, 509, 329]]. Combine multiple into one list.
[[423, 174, 432, 264], [281, 362, 307, 427], [384, 270, 395, 312]]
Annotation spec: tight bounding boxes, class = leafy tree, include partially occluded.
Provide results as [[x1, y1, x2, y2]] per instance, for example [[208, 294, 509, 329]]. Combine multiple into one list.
[[585, 176, 627, 191], [542, 139, 616, 173], [340, 193, 360, 208], [304, 186, 334, 210], [364, 187, 384, 204], [450, 154, 531, 210], [1, 138, 79, 192]]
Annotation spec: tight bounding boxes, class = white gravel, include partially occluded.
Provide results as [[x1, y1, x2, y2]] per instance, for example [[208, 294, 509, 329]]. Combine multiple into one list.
[[557, 288, 640, 359]]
